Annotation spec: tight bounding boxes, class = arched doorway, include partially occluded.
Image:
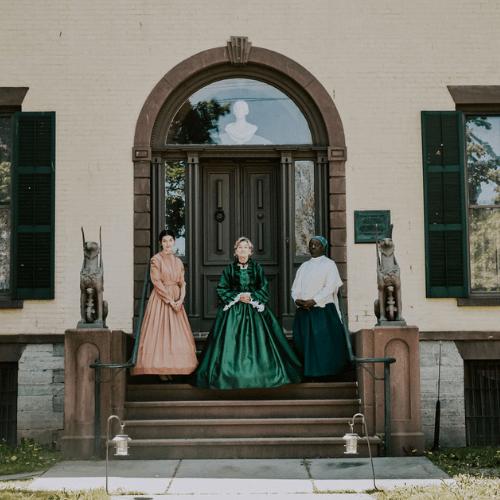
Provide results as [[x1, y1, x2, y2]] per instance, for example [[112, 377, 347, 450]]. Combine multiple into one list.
[[132, 38, 347, 334]]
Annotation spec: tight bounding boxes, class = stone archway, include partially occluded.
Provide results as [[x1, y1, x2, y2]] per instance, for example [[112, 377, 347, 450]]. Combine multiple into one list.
[[131, 37, 347, 330]]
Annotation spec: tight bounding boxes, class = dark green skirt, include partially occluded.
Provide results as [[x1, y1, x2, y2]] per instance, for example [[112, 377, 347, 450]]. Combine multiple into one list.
[[293, 303, 349, 377], [190, 302, 303, 389]]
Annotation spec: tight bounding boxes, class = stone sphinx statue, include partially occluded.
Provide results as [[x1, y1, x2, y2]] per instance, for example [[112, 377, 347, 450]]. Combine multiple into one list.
[[374, 224, 406, 326], [77, 227, 108, 329]]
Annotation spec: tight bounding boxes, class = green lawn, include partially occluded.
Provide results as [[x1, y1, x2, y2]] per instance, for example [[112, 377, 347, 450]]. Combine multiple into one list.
[[374, 474, 500, 499], [374, 446, 500, 499], [0, 437, 63, 476], [0, 488, 110, 500], [423, 445, 500, 477]]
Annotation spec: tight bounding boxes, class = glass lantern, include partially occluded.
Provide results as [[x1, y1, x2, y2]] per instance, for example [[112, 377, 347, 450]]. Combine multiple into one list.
[[343, 432, 359, 454], [112, 424, 131, 456]]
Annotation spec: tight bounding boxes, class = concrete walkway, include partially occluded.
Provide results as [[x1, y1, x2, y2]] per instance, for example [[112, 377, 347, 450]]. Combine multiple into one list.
[[23, 457, 451, 498]]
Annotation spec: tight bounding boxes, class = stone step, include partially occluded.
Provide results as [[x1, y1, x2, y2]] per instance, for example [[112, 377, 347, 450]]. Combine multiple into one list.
[[119, 436, 381, 459], [123, 417, 364, 439], [125, 382, 358, 402], [124, 399, 362, 420]]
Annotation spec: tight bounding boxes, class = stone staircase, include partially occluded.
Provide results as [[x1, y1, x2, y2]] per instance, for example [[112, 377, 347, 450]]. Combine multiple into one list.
[[122, 382, 381, 459]]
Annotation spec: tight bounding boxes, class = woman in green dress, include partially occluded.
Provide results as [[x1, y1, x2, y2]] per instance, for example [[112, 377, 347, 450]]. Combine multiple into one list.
[[190, 237, 303, 389]]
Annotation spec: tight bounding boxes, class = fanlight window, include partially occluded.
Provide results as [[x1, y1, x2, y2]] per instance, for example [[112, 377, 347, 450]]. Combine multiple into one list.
[[166, 78, 313, 145]]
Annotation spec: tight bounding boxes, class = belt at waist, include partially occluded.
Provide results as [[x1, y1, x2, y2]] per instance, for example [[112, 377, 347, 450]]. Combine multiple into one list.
[[163, 281, 182, 286]]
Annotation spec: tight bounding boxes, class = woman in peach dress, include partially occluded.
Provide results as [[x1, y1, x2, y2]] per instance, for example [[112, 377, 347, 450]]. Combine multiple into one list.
[[132, 230, 198, 377]]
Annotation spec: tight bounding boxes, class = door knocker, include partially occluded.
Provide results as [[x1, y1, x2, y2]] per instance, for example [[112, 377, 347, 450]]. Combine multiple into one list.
[[214, 210, 225, 223]]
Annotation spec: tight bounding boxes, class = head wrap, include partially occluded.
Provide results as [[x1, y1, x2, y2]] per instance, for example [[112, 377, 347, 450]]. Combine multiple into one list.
[[310, 236, 329, 254]]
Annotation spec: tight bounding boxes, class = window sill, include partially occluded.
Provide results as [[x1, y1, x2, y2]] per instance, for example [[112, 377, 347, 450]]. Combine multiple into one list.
[[0, 299, 23, 309], [457, 297, 500, 307]]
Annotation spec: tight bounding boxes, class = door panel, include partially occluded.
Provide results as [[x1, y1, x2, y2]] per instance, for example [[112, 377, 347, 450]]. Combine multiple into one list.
[[203, 167, 238, 265], [197, 160, 280, 331], [243, 167, 278, 265], [204, 273, 223, 319]]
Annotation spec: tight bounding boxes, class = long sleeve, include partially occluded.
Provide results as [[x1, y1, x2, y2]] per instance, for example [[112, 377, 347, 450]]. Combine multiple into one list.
[[291, 263, 306, 301], [150, 257, 174, 304], [217, 265, 239, 305], [312, 261, 342, 307], [251, 263, 269, 305]]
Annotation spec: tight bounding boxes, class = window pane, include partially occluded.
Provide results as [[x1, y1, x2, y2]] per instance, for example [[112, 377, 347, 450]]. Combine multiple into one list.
[[469, 207, 500, 292], [165, 161, 186, 257], [0, 116, 12, 204], [466, 116, 500, 206], [295, 160, 315, 256], [0, 116, 12, 294], [167, 79, 312, 145], [0, 208, 10, 293]]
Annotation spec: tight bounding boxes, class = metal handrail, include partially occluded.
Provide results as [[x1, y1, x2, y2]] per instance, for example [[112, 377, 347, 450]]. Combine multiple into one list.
[[89, 262, 151, 456], [338, 293, 396, 456]]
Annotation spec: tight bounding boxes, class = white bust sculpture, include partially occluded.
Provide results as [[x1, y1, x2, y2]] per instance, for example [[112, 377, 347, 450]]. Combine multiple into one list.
[[215, 100, 272, 145], [224, 100, 258, 144]]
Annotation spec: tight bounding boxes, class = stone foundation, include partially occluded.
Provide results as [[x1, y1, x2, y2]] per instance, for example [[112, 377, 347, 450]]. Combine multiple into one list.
[[0, 335, 65, 448], [17, 343, 65, 446]]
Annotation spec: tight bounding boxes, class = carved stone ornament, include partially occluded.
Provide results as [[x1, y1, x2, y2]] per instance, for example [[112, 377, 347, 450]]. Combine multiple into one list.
[[227, 36, 252, 66], [77, 227, 109, 329], [374, 224, 406, 327]]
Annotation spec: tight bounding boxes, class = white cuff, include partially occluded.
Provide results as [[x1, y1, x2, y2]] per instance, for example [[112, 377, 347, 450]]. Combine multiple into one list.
[[223, 293, 264, 312]]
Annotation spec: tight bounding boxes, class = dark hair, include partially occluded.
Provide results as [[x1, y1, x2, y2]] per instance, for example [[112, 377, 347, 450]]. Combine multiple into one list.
[[159, 229, 175, 243]]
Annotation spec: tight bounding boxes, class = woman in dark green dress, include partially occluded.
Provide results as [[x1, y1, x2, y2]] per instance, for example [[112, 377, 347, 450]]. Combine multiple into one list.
[[190, 237, 303, 389]]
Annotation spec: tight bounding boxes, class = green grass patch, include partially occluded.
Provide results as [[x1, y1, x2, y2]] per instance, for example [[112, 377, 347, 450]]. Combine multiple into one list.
[[0, 488, 110, 499], [0, 437, 63, 476], [423, 445, 500, 477], [374, 474, 500, 499]]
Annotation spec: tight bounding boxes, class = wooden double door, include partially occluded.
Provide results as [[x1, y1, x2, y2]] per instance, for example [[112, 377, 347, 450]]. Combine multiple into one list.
[[194, 159, 281, 331]]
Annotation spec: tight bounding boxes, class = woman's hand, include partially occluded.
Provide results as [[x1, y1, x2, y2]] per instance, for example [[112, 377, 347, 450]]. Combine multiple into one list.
[[303, 299, 316, 310], [171, 300, 183, 312], [240, 293, 251, 303], [295, 299, 316, 311]]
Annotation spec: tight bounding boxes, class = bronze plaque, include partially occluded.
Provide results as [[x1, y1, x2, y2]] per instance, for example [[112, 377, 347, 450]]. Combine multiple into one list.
[[354, 211, 391, 243]]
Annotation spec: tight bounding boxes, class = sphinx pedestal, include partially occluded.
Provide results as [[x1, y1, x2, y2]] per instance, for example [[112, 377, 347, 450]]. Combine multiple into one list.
[[355, 326, 425, 456], [60, 329, 129, 459]]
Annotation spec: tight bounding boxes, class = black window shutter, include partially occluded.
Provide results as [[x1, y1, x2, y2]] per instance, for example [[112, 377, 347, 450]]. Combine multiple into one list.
[[421, 111, 468, 298], [12, 112, 55, 300]]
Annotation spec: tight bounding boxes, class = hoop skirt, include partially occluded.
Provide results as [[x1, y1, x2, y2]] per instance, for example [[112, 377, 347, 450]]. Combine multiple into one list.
[[190, 260, 303, 389], [131, 252, 198, 375]]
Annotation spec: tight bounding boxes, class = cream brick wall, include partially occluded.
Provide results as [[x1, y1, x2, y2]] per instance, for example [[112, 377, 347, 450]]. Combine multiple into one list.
[[1, 0, 499, 333]]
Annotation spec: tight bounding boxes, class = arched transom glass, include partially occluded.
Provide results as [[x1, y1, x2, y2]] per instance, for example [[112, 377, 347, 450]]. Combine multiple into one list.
[[166, 78, 313, 145]]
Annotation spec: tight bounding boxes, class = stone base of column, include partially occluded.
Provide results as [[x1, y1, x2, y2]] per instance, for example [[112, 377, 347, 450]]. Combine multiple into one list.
[[59, 436, 96, 459], [61, 329, 129, 460], [355, 326, 425, 457]]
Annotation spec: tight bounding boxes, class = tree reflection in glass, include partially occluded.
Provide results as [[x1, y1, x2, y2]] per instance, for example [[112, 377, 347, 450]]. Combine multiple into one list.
[[469, 208, 500, 292], [165, 161, 186, 256], [467, 116, 500, 292], [167, 100, 231, 145], [0, 115, 12, 293], [295, 161, 315, 255], [466, 117, 500, 206]]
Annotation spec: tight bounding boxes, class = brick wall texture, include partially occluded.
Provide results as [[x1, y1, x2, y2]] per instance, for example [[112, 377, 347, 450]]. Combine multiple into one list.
[[1, 0, 500, 333]]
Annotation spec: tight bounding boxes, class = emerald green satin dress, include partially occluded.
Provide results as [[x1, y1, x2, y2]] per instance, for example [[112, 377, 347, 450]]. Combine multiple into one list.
[[190, 259, 303, 389]]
